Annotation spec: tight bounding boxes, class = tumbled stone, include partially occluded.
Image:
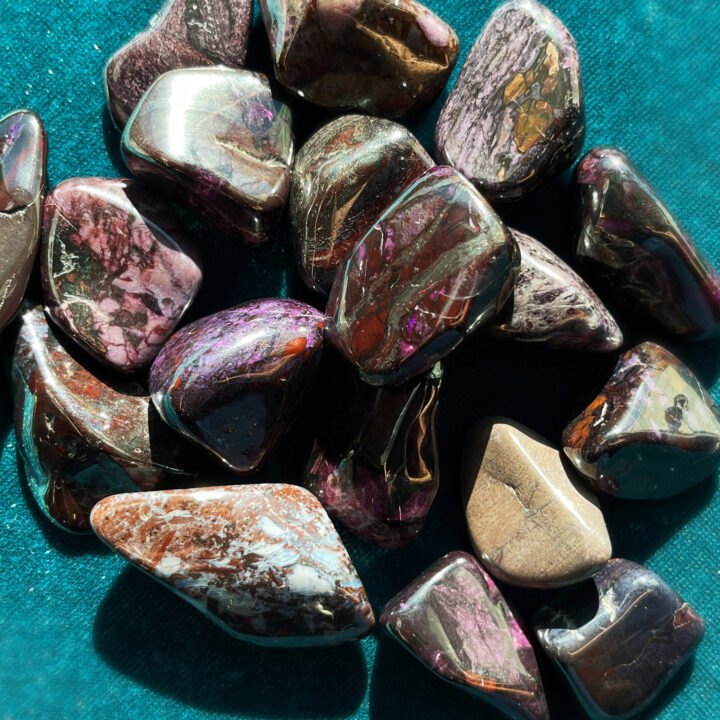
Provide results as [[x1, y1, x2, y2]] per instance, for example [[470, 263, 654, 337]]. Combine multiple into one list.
[[462, 418, 611, 588], [575, 146, 720, 339], [0, 110, 47, 332], [91, 483, 375, 645], [489, 229, 622, 351], [122, 67, 293, 245], [536, 558, 705, 719], [149, 298, 324, 472], [436, 0, 584, 201], [258, 0, 459, 117], [41, 177, 202, 373], [305, 362, 441, 548], [327, 166, 519, 385], [290, 115, 433, 295], [12, 305, 191, 534], [563, 342, 720, 499], [105, 0, 253, 128], [381, 551, 549, 720]]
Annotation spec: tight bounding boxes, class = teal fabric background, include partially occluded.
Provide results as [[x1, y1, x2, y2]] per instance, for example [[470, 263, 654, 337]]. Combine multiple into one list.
[[1, 1, 719, 718]]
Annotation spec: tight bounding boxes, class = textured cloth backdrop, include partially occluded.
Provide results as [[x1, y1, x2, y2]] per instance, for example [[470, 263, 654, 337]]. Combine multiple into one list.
[[1, 1, 719, 719]]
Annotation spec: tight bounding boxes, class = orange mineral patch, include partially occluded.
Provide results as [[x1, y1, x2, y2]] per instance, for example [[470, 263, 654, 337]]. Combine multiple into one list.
[[283, 336, 307, 356], [514, 99, 554, 153]]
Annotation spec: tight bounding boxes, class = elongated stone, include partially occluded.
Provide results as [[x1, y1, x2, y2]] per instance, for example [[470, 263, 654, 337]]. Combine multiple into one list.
[[105, 0, 253, 128], [291, 116, 434, 295], [436, 0, 584, 200], [327, 166, 519, 385], [41, 178, 202, 373], [489, 229, 622, 351], [0, 110, 47, 332], [462, 418, 611, 588], [563, 342, 720, 499], [381, 551, 549, 720], [259, 0, 459, 117], [122, 67, 293, 245], [12, 305, 191, 533], [536, 559, 705, 719], [149, 298, 324, 472], [575, 146, 720, 339], [91, 484, 375, 645]]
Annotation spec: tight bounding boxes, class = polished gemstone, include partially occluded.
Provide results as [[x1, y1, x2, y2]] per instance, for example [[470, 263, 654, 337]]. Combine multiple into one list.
[[489, 229, 622, 351], [563, 342, 720, 499], [575, 146, 720, 339], [122, 67, 293, 244], [0, 110, 47, 331], [436, 0, 584, 200], [291, 115, 433, 295], [41, 178, 202, 373], [12, 305, 191, 534], [381, 551, 549, 720], [105, 0, 253, 128], [536, 558, 705, 719], [258, 0, 459, 117], [327, 166, 519, 385], [462, 418, 611, 588], [149, 298, 324, 472]]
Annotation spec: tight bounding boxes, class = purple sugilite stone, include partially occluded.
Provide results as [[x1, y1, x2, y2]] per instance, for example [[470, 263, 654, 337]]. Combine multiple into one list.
[[326, 166, 520, 386], [0, 110, 47, 331], [575, 146, 720, 339], [41, 178, 202, 373], [381, 551, 549, 720], [91, 484, 375, 646], [122, 67, 294, 245], [149, 298, 324, 473], [290, 115, 434, 295], [489, 229, 623, 351], [258, 0, 459, 117], [536, 558, 705, 719], [105, 0, 253, 129], [436, 0, 584, 201]]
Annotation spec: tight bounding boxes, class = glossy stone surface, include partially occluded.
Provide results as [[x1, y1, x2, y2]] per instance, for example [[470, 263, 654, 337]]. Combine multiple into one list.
[[259, 0, 459, 117], [91, 484, 375, 646], [41, 178, 202, 373], [381, 551, 549, 720], [291, 116, 433, 295], [327, 166, 519, 385], [563, 342, 720, 499], [490, 229, 622, 351], [0, 110, 47, 331], [12, 305, 191, 534], [122, 67, 293, 245], [575, 146, 720, 339], [436, 0, 584, 201], [105, 0, 253, 128], [536, 558, 705, 719], [462, 418, 611, 588], [149, 298, 324, 473]]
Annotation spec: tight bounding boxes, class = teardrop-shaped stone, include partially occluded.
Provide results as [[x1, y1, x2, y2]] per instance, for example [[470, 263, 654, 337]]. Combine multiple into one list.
[[258, 0, 459, 117], [327, 166, 519, 385], [436, 0, 584, 200], [535, 558, 705, 719], [563, 342, 720, 499], [462, 418, 611, 588], [41, 177, 202, 373], [290, 115, 433, 295], [149, 298, 324, 473], [105, 0, 253, 128], [91, 484, 375, 645], [122, 67, 293, 245], [12, 305, 192, 533], [381, 551, 549, 720], [0, 110, 47, 331], [574, 146, 720, 339]]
